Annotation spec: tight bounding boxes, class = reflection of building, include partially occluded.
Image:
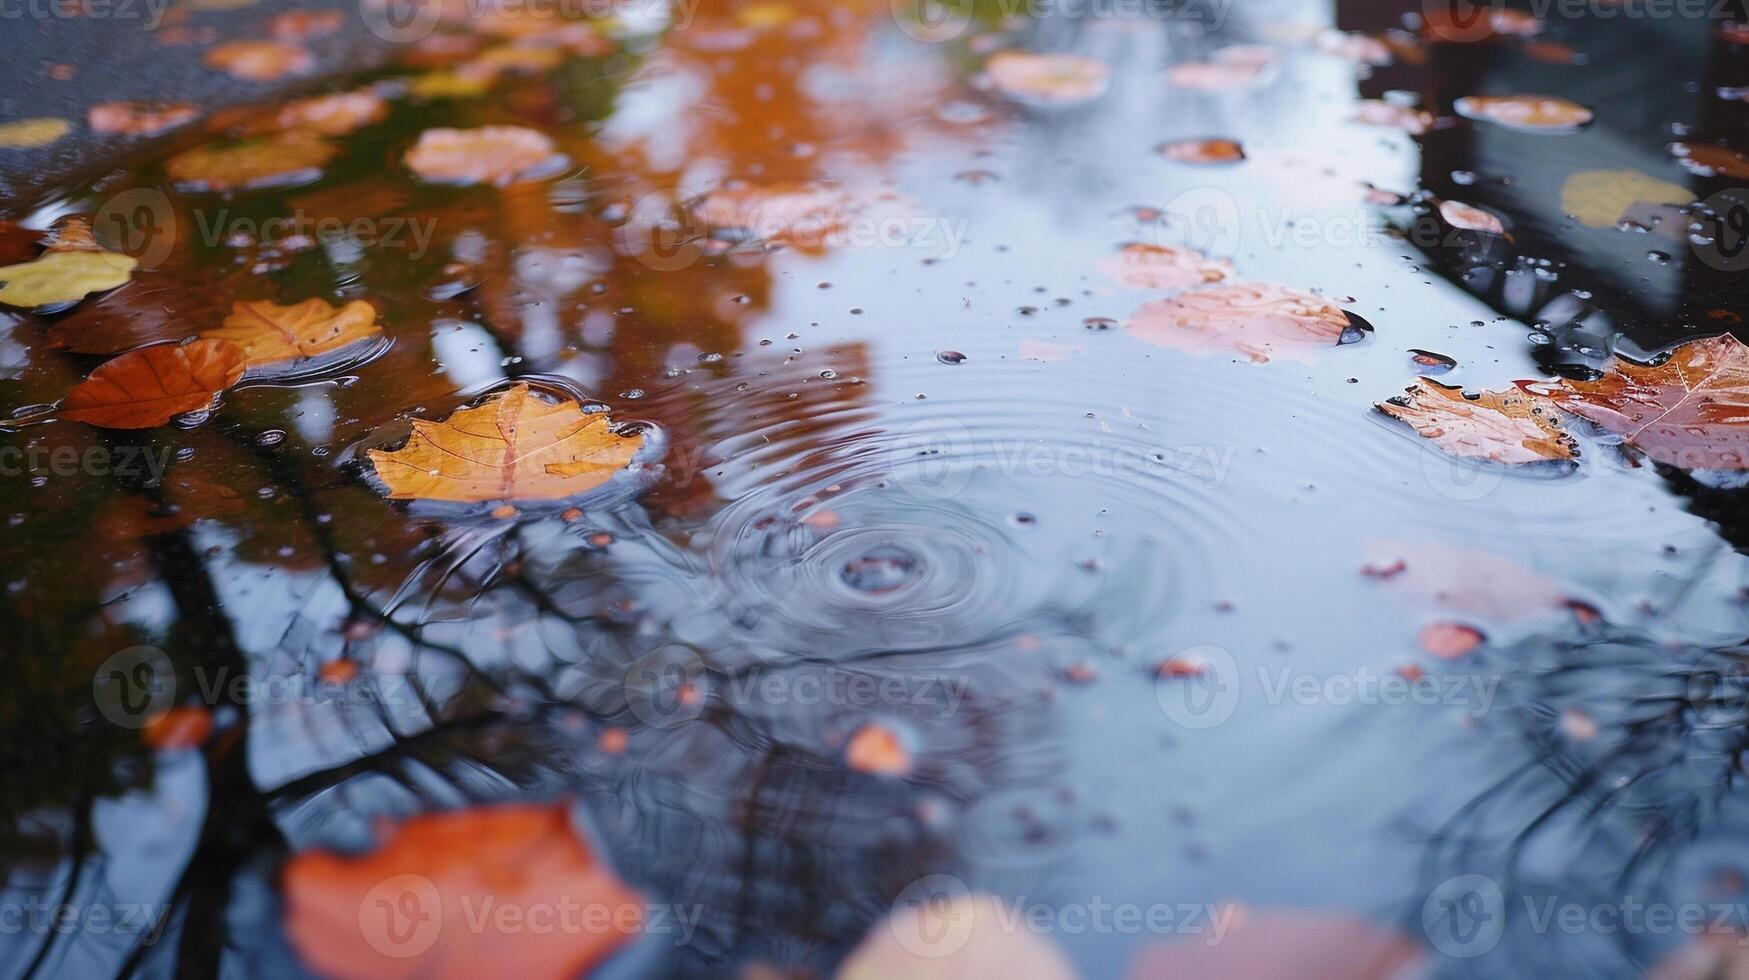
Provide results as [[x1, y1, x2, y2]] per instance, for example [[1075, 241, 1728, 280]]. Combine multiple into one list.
[[1343, 0, 1748, 361]]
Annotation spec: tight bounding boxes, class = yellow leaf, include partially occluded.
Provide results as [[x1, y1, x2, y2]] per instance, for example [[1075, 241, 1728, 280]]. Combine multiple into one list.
[[367, 384, 643, 502], [0, 117, 73, 149], [409, 70, 494, 100], [0, 250, 137, 308], [200, 298, 381, 367], [166, 132, 338, 192], [1560, 169, 1695, 229]]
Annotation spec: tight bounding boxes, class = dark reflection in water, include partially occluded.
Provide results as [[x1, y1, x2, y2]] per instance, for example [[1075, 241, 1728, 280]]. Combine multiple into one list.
[[3, 0, 1749, 977]]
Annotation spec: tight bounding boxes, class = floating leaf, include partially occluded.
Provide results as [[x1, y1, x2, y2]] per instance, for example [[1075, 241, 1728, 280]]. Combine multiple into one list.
[[1670, 141, 1749, 179], [1128, 909, 1421, 980], [693, 183, 853, 247], [203, 40, 314, 82], [1352, 99, 1433, 134], [0, 117, 73, 148], [1126, 282, 1351, 363], [845, 723, 910, 775], [142, 706, 212, 750], [60, 339, 246, 429], [404, 126, 562, 185], [274, 90, 389, 136], [367, 384, 644, 502], [199, 298, 381, 368], [270, 9, 344, 39], [1455, 94, 1593, 132], [1527, 334, 1749, 470], [838, 892, 1076, 980], [1099, 243, 1233, 290], [88, 101, 200, 137], [166, 132, 338, 191], [1559, 169, 1694, 229], [1166, 58, 1271, 90], [1158, 138, 1245, 164], [1437, 200, 1506, 234], [1314, 30, 1393, 65], [0, 249, 137, 308], [1379, 379, 1575, 463], [985, 51, 1110, 105], [284, 804, 642, 980], [1419, 621, 1485, 659]]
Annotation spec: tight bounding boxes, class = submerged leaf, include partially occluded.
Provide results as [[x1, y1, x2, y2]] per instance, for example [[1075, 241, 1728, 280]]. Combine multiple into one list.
[[60, 339, 246, 429], [693, 182, 853, 247], [165, 132, 338, 191], [1559, 169, 1694, 229], [1126, 282, 1351, 363], [404, 126, 561, 185], [0, 249, 136, 308], [284, 804, 642, 980], [1527, 334, 1749, 470], [985, 51, 1110, 105], [199, 298, 381, 368], [838, 892, 1076, 980], [1378, 379, 1575, 463], [367, 384, 644, 502], [1128, 909, 1421, 980]]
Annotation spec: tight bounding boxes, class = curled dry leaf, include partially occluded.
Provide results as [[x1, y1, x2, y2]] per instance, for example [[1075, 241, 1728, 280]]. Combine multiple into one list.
[[1527, 334, 1749, 470], [1126, 282, 1352, 364], [1379, 379, 1576, 463], [405, 126, 561, 186], [367, 384, 644, 502], [199, 298, 381, 368], [838, 892, 1076, 980], [0, 249, 136, 308], [284, 804, 643, 980], [1099, 243, 1233, 290], [1352, 99, 1433, 134], [88, 101, 200, 137], [1127, 909, 1422, 980], [0, 117, 73, 148], [692, 183, 853, 248], [1158, 138, 1245, 164], [845, 723, 911, 775], [275, 90, 389, 136], [1560, 169, 1694, 229], [984, 51, 1111, 105], [203, 40, 314, 82], [1670, 142, 1749, 180], [1455, 94, 1593, 132], [1437, 200, 1507, 234], [166, 132, 338, 191], [60, 339, 246, 429]]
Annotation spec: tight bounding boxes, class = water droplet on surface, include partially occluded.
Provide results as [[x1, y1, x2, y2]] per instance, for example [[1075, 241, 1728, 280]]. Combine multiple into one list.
[[936, 350, 966, 364], [840, 546, 918, 595]]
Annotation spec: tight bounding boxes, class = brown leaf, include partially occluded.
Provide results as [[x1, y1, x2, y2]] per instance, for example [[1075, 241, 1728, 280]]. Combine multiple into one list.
[[1126, 282, 1351, 363], [60, 339, 246, 429], [47, 273, 221, 353], [845, 723, 911, 775], [838, 892, 1076, 980], [1670, 141, 1749, 180], [1128, 909, 1421, 980], [203, 40, 314, 82], [1455, 94, 1593, 132], [1378, 379, 1575, 463], [367, 384, 644, 502], [199, 298, 381, 368], [1158, 138, 1246, 164], [283, 803, 643, 980], [1527, 334, 1749, 470], [166, 132, 338, 192], [1099, 243, 1233, 290], [404, 126, 561, 186], [985, 51, 1110, 105], [88, 101, 200, 137]]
